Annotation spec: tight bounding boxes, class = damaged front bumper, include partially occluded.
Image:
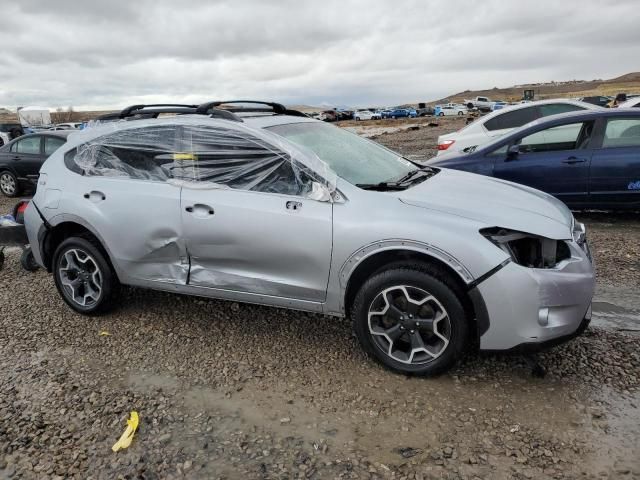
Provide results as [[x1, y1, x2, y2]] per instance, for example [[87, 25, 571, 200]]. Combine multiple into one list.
[[476, 239, 595, 351]]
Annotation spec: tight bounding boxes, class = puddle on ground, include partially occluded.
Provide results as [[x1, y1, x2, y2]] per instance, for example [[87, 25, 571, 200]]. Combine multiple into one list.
[[592, 301, 640, 331]]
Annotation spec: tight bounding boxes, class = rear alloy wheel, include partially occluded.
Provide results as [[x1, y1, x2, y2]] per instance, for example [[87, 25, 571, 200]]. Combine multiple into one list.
[[438, 112, 445, 117], [457, 111, 464, 116], [352, 265, 468, 375], [53, 237, 116, 314], [0, 171, 20, 197]]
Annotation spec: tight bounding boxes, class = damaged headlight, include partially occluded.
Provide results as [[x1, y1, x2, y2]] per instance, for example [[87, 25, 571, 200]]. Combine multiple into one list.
[[480, 227, 571, 269]]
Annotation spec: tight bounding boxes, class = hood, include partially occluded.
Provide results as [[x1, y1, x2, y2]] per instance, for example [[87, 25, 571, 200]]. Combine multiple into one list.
[[398, 169, 574, 240]]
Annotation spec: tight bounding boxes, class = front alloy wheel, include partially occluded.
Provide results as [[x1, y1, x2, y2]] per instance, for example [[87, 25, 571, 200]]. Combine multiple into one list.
[[368, 285, 451, 364], [352, 265, 468, 376]]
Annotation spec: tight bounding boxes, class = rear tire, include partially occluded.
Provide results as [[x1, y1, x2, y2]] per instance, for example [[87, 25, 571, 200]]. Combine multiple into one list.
[[438, 112, 444, 117], [52, 236, 116, 314], [0, 171, 20, 197], [351, 264, 469, 376], [457, 111, 464, 116]]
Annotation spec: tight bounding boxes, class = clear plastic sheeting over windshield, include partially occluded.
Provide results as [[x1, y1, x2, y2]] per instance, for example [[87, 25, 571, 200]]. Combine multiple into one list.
[[268, 122, 418, 186], [67, 117, 337, 197]]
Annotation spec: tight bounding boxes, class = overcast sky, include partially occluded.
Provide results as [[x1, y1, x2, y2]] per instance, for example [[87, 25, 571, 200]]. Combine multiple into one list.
[[0, 0, 638, 110]]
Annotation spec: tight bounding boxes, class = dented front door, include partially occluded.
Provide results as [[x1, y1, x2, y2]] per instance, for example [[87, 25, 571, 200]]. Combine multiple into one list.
[[181, 186, 333, 302]]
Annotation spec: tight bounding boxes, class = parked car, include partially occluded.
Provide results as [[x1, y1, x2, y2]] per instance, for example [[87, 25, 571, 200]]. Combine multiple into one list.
[[318, 110, 338, 122], [417, 106, 435, 116], [463, 96, 496, 112], [428, 109, 640, 210], [52, 122, 82, 130], [436, 100, 601, 155], [0, 123, 24, 147], [0, 131, 72, 197], [578, 96, 611, 108], [616, 97, 640, 109], [435, 105, 467, 117], [354, 109, 381, 121], [23, 101, 594, 376], [382, 108, 416, 119]]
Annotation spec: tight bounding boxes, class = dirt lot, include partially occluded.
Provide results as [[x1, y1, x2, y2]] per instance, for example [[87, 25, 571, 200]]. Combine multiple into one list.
[[0, 122, 639, 479]]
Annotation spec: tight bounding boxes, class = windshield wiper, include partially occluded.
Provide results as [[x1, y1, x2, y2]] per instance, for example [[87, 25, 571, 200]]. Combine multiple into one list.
[[356, 167, 436, 191]]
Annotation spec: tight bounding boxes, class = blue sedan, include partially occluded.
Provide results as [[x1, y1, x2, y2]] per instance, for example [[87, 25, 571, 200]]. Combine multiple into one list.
[[381, 108, 416, 119], [427, 109, 640, 210]]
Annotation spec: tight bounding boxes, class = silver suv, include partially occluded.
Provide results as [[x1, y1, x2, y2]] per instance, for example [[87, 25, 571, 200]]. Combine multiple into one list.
[[24, 101, 595, 376]]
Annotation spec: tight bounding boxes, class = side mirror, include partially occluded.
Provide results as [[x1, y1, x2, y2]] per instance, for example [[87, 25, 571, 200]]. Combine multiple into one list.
[[307, 182, 332, 202], [506, 144, 520, 161]]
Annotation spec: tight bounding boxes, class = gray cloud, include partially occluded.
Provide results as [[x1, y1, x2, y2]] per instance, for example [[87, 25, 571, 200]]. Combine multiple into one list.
[[0, 0, 638, 110]]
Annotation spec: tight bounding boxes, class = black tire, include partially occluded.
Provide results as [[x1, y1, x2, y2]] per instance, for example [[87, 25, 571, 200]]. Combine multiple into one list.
[[20, 247, 39, 272], [0, 170, 21, 197], [52, 236, 116, 314], [351, 263, 469, 376], [438, 112, 444, 117], [457, 111, 464, 116]]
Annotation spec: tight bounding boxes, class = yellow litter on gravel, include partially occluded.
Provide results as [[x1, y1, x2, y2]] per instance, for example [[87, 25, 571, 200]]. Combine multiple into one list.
[[112, 411, 139, 452]]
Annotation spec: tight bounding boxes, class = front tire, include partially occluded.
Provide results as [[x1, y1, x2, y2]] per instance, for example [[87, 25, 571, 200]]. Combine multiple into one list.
[[52, 237, 116, 314], [438, 112, 444, 117], [352, 264, 468, 376]]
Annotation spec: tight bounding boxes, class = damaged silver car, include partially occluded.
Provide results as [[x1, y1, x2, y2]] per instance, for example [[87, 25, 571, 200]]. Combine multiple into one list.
[[24, 101, 595, 376]]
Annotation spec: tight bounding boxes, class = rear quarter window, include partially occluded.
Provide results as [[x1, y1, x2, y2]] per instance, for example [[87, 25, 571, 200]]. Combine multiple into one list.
[[538, 103, 585, 117], [484, 107, 538, 131]]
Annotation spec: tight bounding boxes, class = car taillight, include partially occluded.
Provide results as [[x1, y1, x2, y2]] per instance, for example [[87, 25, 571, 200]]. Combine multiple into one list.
[[438, 140, 455, 151], [17, 202, 28, 214]]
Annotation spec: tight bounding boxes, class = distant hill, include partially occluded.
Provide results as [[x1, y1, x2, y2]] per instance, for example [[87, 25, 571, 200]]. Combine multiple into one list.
[[428, 72, 640, 105]]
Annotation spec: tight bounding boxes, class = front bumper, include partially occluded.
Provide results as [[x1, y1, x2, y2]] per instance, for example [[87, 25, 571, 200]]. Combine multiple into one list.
[[477, 240, 595, 351]]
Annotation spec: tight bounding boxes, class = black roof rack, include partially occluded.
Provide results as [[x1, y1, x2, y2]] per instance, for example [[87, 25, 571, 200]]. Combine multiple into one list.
[[119, 104, 198, 119], [97, 100, 306, 124], [195, 100, 308, 118]]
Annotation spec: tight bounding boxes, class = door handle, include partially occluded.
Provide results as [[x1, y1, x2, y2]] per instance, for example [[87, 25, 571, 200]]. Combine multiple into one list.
[[185, 204, 214, 216], [83, 191, 106, 202], [286, 201, 302, 211], [562, 157, 586, 164]]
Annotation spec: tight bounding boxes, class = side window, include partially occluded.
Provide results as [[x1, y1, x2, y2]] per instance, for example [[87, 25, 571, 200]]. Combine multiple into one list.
[[15, 136, 41, 154], [538, 103, 584, 117], [603, 119, 640, 148], [68, 126, 176, 181], [517, 122, 590, 153], [176, 125, 313, 197], [44, 136, 65, 156], [484, 107, 538, 131]]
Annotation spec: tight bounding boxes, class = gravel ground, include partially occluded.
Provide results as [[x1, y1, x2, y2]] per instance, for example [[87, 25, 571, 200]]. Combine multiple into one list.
[[1, 123, 639, 479]]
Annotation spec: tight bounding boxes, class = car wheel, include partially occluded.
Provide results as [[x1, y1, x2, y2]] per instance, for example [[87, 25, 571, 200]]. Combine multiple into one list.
[[438, 112, 445, 117], [0, 171, 20, 197], [352, 264, 468, 376], [20, 247, 39, 272], [53, 236, 116, 315], [457, 111, 464, 116]]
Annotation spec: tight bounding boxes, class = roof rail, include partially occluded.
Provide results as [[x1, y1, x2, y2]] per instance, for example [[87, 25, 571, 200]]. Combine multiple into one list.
[[195, 100, 308, 118], [119, 104, 199, 119], [106, 103, 242, 122]]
